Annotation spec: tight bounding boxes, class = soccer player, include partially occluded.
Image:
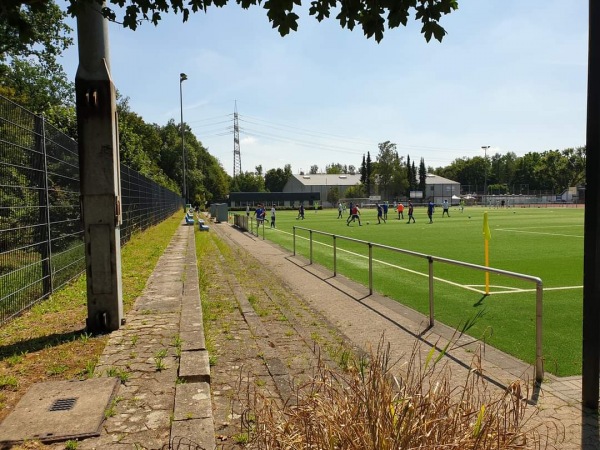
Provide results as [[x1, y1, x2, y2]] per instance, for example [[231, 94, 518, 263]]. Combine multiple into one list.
[[407, 201, 415, 223], [376, 203, 386, 224], [427, 200, 435, 223], [347, 204, 362, 226], [442, 200, 450, 217], [397, 202, 404, 220]]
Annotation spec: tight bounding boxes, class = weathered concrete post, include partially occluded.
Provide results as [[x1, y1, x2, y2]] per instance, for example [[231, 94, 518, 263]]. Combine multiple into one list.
[[75, 2, 123, 332]]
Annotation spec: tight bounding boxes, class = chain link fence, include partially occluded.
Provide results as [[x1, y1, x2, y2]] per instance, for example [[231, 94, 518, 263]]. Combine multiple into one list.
[[0, 95, 182, 325]]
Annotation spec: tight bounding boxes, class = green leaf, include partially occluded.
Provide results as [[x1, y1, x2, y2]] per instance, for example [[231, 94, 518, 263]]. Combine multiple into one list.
[[473, 404, 486, 437], [424, 346, 435, 370]]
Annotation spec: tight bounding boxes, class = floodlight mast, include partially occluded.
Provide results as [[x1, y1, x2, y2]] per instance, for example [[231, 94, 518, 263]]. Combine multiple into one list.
[[481, 146, 490, 206], [180, 73, 187, 207]]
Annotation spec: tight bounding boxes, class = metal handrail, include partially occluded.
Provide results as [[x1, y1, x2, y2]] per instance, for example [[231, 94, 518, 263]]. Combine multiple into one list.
[[292, 225, 544, 382], [247, 216, 265, 239]]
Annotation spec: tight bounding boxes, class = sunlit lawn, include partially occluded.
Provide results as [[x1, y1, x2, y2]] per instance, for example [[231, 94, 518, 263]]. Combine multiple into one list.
[[251, 205, 584, 376]]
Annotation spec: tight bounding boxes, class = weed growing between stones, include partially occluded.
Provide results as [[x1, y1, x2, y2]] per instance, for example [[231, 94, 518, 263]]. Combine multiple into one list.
[[242, 336, 562, 449]]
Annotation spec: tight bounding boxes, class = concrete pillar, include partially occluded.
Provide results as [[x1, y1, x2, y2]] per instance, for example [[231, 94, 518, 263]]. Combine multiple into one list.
[[75, 2, 123, 332]]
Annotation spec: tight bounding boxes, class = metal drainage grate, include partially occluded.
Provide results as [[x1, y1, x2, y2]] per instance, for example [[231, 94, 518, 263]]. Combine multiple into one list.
[[48, 397, 77, 412]]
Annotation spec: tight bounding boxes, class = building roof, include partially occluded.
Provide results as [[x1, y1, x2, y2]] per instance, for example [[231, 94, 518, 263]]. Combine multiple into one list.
[[425, 173, 460, 185], [291, 173, 361, 186]]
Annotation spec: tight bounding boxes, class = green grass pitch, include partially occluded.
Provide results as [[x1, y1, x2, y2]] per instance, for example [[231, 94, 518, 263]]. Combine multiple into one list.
[[252, 205, 584, 377]]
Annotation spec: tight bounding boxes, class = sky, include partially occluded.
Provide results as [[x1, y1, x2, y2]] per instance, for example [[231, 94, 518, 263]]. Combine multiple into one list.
[[58, 0, 588, 177]]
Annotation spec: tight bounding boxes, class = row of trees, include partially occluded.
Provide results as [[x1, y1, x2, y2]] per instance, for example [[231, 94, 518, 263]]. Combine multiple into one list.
[[1, 1, 231, 207], [230, 164, 293, 193], [435, 147, 586, 195], [346, 142, 586, 200]]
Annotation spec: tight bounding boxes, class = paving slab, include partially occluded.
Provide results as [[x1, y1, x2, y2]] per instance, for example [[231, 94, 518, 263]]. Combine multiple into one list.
[[0, 378, 119, 446]]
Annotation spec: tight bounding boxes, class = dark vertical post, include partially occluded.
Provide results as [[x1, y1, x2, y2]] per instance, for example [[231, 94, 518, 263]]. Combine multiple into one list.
[[333, 235, 337, 276], [368, 243, 373, 295], [482, 146, 490, 207], [75, 1, 123, 333], [35, 116, 52, 297], [428, 256, 434, 327], [180, 73, 187, 208], [582, 0, 600, 411]]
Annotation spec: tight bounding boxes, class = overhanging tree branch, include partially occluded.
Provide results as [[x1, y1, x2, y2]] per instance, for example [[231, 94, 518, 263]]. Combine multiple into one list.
[[2, 0, 458, 45]]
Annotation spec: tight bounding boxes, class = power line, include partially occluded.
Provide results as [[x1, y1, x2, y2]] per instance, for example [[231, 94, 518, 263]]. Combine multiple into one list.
[[186, 114, 232, 125], [239, 115, 376, 147], [238, 129, 366, 155], [189, 112, 483, 165], [188, 119, 232, 128]]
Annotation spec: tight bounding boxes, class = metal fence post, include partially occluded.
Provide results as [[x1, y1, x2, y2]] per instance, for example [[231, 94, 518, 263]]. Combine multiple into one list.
[[369, 243, 373, 295], [535, 282, 544, 382], [428, 256, 434, 327], [293, 226, 296, 256], [309, 230, 313, 264], [333, 235, 337, 276], [36, 115, 53, 297]]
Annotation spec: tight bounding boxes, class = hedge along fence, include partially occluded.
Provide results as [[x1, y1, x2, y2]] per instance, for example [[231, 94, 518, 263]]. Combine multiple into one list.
[[0, 95, 182, 325]]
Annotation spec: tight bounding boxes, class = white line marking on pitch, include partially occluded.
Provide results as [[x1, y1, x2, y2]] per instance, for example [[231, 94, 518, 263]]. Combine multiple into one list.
[[268, 229, 581, 295], [271, 229, 538, 296], [495, 228, 583, 238], [466, 285, 582, 294]]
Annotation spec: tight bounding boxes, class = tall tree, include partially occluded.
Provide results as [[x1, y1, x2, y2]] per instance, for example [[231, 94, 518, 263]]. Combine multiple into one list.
[[365, 152, 373, 196], [406, 155, 412, 194], [0, 1, 74, 120], [157, 118, 229, 202], [326, 163, 345, 174], [264, 165, 292, 192], [2, 57, 74, 115], [360, 155, 367, 185], [199, 152, 230, 203], [117, 97, 177, 190], [327, 186, 340, 205], [418, 157, 427, 194], [0, 1, 72, 70], [534, 148, 586, 194], [513, 152, 542, 192], [374, 141, 401, 199], [310, 164, 319, 174], [231, 171, 265, 192], [391, 155, 408, 199], [410, 161, 417, 194], [344, 184, 366, 199]]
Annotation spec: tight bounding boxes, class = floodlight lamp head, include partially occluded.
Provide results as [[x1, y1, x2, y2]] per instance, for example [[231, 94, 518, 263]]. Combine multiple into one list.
[[180, 73, 188, 82]]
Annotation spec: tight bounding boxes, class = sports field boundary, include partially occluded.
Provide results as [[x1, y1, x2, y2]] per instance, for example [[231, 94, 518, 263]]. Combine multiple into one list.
[[212, 220, 593, 449]]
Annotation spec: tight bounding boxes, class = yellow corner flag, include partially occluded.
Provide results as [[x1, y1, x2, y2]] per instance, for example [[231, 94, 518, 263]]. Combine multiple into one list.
[[483, 212, 492, 241]]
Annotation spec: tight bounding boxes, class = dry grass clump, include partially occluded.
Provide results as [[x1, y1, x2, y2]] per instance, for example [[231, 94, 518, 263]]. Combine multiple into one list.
[[244, 339, 560, 449]]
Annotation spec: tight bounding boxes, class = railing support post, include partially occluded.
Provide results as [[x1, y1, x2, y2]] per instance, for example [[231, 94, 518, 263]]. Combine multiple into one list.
[[333, 235, 337, 276], [535, 282, 544, 382], [36, 116, 53, 298], [428, 256, 434, 327], [369, 243, 373, 295], [309, 230, 313, 264], [293, 226, 296, 256]]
